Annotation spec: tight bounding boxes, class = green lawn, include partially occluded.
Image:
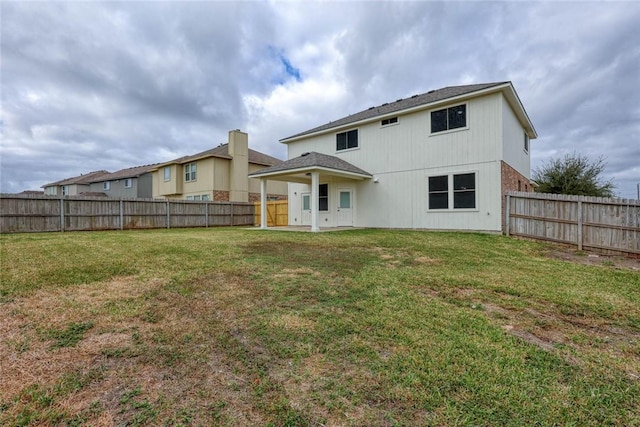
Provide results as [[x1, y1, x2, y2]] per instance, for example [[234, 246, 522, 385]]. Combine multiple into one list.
[[1, 228, 638, 426]]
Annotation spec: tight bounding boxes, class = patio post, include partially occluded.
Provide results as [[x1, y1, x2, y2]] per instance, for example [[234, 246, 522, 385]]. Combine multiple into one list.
[[311, 172, 319, 232], [260, 178, 267, 229]]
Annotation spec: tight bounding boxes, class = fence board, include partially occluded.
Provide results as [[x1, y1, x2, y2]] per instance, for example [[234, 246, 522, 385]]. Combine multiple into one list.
[[506, 192, 640, 256], [0, 195, 255, 233], [254, 200, 288, 226]]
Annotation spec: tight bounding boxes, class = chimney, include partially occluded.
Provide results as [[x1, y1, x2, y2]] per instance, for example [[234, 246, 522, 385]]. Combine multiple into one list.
[[228, 129, 248, 203]]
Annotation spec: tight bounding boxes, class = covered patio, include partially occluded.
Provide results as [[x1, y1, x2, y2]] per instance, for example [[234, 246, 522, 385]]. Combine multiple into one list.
[[248, 152, 372, 232]]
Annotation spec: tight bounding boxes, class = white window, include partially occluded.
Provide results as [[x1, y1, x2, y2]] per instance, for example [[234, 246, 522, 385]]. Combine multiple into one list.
[[319, 183, 328, 211], [431, 104, 467, 133], [201, 195, 210, 201], [124, 178, 132, 188], [185, 163, 196, 182], [428, 172, 477, 210], [62, 185, 69, 196], [381, 117, 398, 126], [336, 130, 358, 151], [524, 132, 529, 153], [103, 181, 111, 191], [186, 196, 194, 200], [164, 167, 171, 181], [47, 187, 57, 195]]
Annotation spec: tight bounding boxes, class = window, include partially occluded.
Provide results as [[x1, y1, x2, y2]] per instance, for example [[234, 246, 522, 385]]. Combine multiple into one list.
[[453, 173, 476, 209], [124, 178, 132, 188], [428, 173, 476, 210], [186, 196, 194, 200], [428, 176, 448, 210], [431, 104, 466, 133], [103, 181, 111, 191], [185, 163, 196, 182], [336, 129, 358, 151], [381, 117, 398, 126], [524, 132, 529, 153], [62, 186, 69, 196], [319, 183, 328, 211], [202, 195, 210, 201], [47, 187, 57, 195], [164, 167, 171, 181]]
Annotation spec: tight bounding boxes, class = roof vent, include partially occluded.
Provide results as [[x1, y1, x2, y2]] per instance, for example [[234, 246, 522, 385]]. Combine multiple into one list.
[[427, 90, 435, 94], [396, 98, 402, 102], [301, 152, 310, 157], [411, 94, 418, 98], [368, 106, 375, 110], [381, 103, 388, 106]]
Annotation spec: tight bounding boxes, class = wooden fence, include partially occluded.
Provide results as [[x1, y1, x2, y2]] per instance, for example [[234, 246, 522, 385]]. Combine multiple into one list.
[[505, 192, 640, 255], [254, 200, 288, 227], [0, 195, 255, 233]]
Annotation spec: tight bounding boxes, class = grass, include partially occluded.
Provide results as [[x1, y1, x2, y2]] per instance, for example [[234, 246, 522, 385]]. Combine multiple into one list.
[[0, 228, 639, 426]]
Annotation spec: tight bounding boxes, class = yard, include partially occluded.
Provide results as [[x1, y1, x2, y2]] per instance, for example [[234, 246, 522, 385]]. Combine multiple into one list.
[[1, 228, 638, 426]]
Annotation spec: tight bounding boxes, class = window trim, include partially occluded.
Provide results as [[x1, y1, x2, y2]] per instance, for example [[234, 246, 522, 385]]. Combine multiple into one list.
[[336, 129, 359, 152], [164, 167, 171, 182], [381, 116, 399, 127], [318, 183, 329, 212], [124, 178, 132, 188], [429, 103, 469, 135], [427, 171, 478, 211], [103, 181, 111, 191], [184, 163, 197, 182], [524, 132, 530, 154]]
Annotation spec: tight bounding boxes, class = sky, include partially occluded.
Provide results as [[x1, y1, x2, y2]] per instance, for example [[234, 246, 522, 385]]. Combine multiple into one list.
[[1, 1, 639, 198]]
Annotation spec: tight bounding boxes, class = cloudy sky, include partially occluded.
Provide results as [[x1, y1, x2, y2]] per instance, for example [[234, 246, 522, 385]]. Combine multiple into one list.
[[1, 1, 639, 198]]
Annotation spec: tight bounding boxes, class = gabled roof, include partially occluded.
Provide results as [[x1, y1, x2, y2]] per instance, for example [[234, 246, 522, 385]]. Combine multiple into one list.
[[42, 170, 110, 188], [281, 81, 537, 142], [248, 151, 372, 181], [150, 143, 283, 170], [87, 164, 160, 183]]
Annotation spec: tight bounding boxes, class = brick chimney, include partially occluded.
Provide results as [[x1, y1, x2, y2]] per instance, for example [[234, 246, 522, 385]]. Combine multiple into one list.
[[228, 129, 248, 203]]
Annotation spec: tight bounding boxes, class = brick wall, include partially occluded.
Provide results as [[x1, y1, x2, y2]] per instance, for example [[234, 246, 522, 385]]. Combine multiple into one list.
[[501, 161, 532, 231], [213, 190, 229, 201]]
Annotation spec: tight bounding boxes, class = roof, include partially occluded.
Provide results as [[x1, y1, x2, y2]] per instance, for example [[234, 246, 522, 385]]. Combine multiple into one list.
[[248, 151, 372, 180], [42, 170, 110, 188], [86, 163, 160, 183], [281, 81, 536, 141], [151, 143, 283, 170]]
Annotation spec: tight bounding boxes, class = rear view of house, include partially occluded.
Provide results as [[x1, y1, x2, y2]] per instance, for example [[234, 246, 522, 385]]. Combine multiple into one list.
[[250, 81, 536, 232]]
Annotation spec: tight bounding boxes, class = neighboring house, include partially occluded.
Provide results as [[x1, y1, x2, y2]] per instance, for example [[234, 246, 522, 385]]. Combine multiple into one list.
[[149, 129, 287, 202], [87, 164, 158, 199], [249, 81, 537, 232], [42, 170, 110, 196]]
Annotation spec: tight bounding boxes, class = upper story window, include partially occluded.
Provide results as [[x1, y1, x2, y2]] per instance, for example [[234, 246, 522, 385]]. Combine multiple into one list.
[[336, 129, 358, 151], [185, 163, 196, 182], [124, 178, 132, 188], [47, 187, 57, 196], [381, 117, 398, 126], [164, 167, 171, 181], [62, 185, 69, 196], [524, 132, 529, 153], [103, 181, 111, 191], [431, 104, 466, 133]]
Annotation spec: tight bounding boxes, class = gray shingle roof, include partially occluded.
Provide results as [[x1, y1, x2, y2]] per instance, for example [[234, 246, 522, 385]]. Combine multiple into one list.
[[159, 143, 283, 167], [87, 164, 160, 183], [43, 170, 111, 187], [281, 82, 508, 141], [248, 151, 372, 177]]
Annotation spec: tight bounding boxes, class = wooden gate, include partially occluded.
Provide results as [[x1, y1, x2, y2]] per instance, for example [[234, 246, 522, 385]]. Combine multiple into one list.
[[254, 200, 288, 226]]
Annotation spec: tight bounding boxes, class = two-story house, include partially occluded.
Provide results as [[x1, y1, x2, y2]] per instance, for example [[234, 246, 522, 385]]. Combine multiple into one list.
[[86, 164, 158, 199], [249, 82, 536, 232], [42, 170, 110, 196], [149, 129, 287, 202]]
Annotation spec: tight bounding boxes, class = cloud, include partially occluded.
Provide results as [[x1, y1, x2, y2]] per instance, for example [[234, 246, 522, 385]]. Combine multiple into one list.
[[1, 1, 639, 198]]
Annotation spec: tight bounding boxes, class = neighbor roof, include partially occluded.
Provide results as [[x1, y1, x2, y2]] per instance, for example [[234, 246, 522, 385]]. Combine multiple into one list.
[[151, 143, 283, 170], [248, 151, 372, 179], [281, 81, 536, 141], [87, 164, 160, 183], [42, 170, 110, 188]]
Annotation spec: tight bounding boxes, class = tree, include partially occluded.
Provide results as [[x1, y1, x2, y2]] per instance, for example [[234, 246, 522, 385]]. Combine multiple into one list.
[[532, 153, 615, 197]]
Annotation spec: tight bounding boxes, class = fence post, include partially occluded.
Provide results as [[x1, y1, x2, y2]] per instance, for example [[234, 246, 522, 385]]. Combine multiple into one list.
[[120, 199, 124, 230], [60, 197, 65, 232], [166, 200, 170, 229], [504, 194, 510, 236], [577, 200, 583, 251], [230, 202, 234, 226], [205, 202, 209, 228]]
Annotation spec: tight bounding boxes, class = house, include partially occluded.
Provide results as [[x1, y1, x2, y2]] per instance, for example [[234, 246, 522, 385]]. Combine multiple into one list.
[[149, 129, 287, 202], [249, 81, 537, 232], [42, 170, 110, 196], [87, 164, 158, 199]]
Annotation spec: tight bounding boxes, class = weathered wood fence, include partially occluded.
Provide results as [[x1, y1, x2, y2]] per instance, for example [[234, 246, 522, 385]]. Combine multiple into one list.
[[254, 200, 288, 227], [0, 195, 255, 233], [505, 192, 640, 255]]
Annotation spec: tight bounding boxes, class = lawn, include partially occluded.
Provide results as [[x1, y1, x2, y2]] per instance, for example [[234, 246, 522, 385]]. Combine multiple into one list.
[[1, 228, 638, 426]]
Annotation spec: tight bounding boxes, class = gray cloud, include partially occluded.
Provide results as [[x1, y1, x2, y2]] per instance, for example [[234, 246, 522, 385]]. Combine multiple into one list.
[[1, 1, 638, 198]]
